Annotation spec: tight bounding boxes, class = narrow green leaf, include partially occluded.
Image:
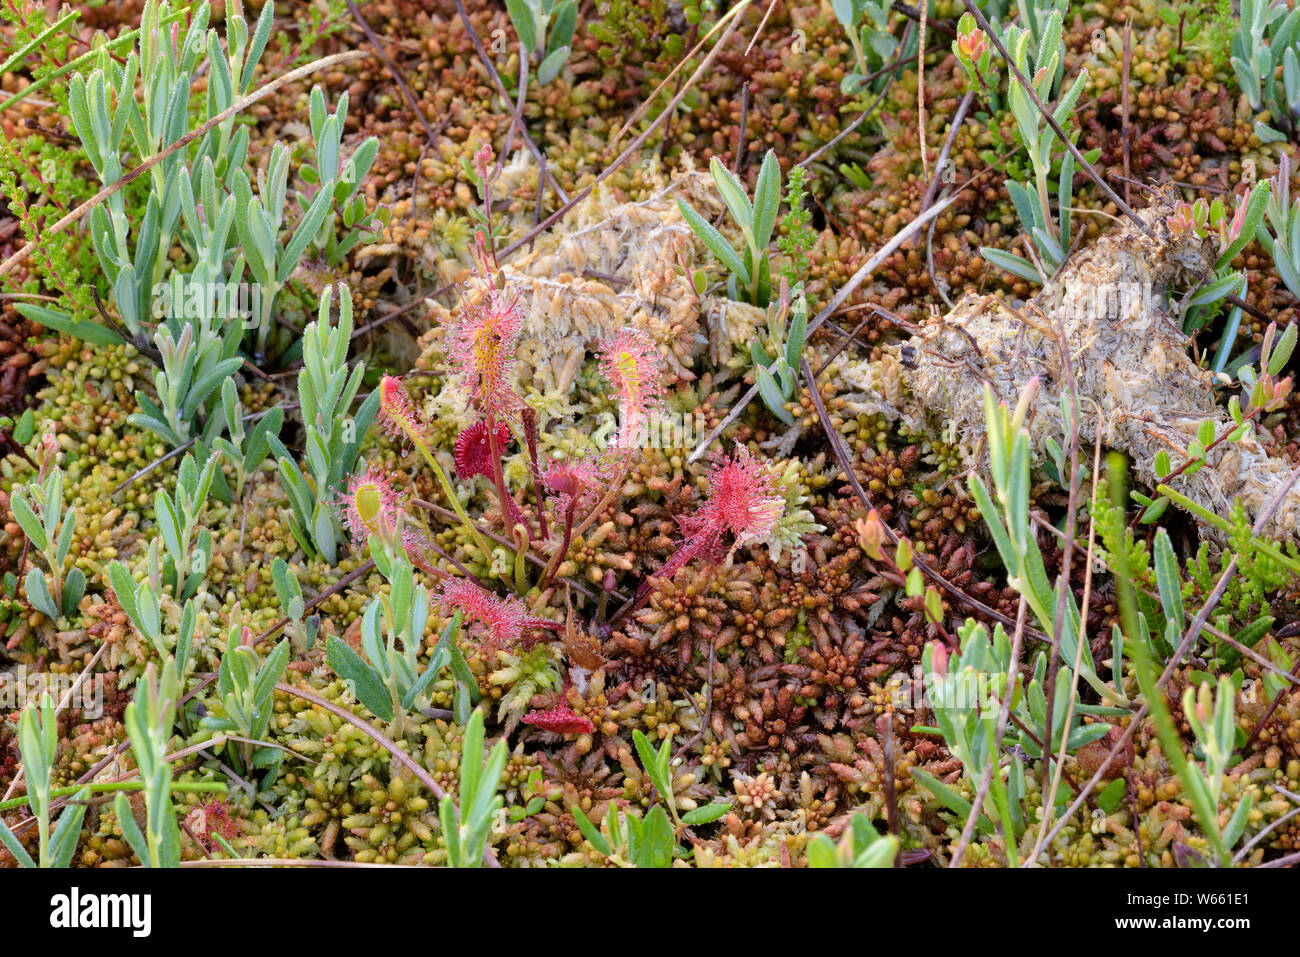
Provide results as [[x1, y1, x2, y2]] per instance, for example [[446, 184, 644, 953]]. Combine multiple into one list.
[[9, 493, 47, 552], [751, 150, 781, 250], [0, 818, 35, 868], [1097, 778, 1127, 814], [676, 199, 750, 284], [48, 790, 89, 868], [709, 156, 753, 231], [505, 0, 536, 52], [402, 611, 459, 710], [536, 46, 570, 85], [981, 247, 1044, 283], [113, 793, 151, 866], [326, 636, 393, 722], [681, 800, 731, 826], [570, 803, 611, 856], [25, 569, 58, 620], [755, 364, 794, 424], [911, 767, 994, 833]]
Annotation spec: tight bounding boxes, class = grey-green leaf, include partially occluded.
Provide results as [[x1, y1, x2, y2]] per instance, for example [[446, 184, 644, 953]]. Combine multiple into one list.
[[681, 800, 731, 826], [676, 199, 750, 284], [751, 150, 781, 251], [326, 636, 393, 722]]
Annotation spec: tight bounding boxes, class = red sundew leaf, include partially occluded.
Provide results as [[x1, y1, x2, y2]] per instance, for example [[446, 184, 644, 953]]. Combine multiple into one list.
[[522, 704, 595, 735], [454, 420, 513, 479], [377, 375, 431, 447], [542, 454, 606, 513], [695, 443, 784, 547], [445, 261, 524, 419], [436, 578, 526, 650]]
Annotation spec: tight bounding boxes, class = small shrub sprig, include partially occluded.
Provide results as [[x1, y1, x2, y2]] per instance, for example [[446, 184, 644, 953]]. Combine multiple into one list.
[[271, 284, 378, 564], [21, 0, 386, 452], [1231, 0, 1300, 143], [957, 9, 1093, 283], [569, 732, 729, 867], [677, 149, 784, 306], [831, 0, 915, 96], [0, 694, 89, 868], [1257, 154, 1300, 304], [505, 0, 578, 85], [1107, 461, 1256, 865], [210, 379, 284, 508], [775, 164, 816, 285], [441, 710, 507, 867], [1134, 320, 1296, 525], [108, 540, 199, 673], [324, 538, 457, 735], [115, 660, 183, 868], [750, 279, 809, 426], [967, 379, 1126, 705], [152, 449, 221, 600], [11, 436, 85, 621], [200, 625, 291, 783], [1176, 181, 1270, 351]]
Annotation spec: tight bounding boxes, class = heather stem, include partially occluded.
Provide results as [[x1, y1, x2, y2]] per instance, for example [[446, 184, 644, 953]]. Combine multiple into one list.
[[539, 501, 578, 590], [522, 409, 548, 540], [485, 411, 530, 550]]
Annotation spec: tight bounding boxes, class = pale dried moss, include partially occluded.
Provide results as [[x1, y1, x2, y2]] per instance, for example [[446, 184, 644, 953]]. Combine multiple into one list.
[[868, 200, 1300, 539], [418, 157, 762, 388]]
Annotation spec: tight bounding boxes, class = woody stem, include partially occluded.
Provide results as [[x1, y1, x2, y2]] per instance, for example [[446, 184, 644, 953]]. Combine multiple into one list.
[[522, 410, 548, 540]]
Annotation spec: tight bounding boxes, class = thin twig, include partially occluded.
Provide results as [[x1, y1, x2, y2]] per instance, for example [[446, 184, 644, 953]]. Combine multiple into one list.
[[251, 559, 375, 646], [1028, 400, 1106, 864], [800, 355, 1049, 641], [454, 0, 569, 205], [1, 642, 108, 803], [415, 499, 619, 603], [274, 682, 500, 867], [924, 90, 975, 308], [1242, 656, 1300, 753], [613, 0, 753, 145], [890, 1, 957, 38], [950, 594, 1028, 868], [877, 714, 901, 864], [688, 193, 960, 465], [1037, 308, 1086, 837], [1121, 22, 1132, 208], [1231, 782, 1300, 864], [917, 0, 929, 183], [345, 0, 440, 145]]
